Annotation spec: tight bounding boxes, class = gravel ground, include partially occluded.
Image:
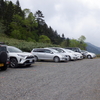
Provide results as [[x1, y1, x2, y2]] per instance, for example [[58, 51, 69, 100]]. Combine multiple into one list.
[[1, 58, 100, 100]]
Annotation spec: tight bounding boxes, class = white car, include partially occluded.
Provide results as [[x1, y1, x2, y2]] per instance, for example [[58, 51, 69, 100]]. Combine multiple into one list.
[[49, 47, 77, 61], [7, 46, 35, 68], [81, 50, 96, 59], [31, 48, 69, 62], [65, 49, 83, 60]]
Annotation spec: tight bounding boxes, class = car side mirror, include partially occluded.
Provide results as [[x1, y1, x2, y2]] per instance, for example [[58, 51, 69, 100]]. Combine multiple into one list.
[[51, 52, 53, 54]]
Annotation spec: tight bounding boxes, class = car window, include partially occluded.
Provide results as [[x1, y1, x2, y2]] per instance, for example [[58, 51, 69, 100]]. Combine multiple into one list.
[[44, 49, 51, 53], [7, 46, 22, 53], [52, 48, 65, 53], [33, 49, 45, 52], [50, 49, 59, 53]]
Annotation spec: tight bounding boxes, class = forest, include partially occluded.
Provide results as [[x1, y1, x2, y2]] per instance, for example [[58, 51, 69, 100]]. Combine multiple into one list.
[[0, 0, 86, 49]]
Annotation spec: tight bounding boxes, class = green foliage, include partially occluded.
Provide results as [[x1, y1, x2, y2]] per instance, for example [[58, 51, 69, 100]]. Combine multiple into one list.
[[39, 35, 51, 43], [0, 35, 57, 52], [78, 35, 86, 43], [70, 39, 87, 50], [60, 38, 70, 47], [0, 21, 5, 33], [10, 30, 21, 39]]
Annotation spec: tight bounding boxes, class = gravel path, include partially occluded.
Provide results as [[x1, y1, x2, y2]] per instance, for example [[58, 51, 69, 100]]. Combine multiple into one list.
[[1, 58, 100, 100]]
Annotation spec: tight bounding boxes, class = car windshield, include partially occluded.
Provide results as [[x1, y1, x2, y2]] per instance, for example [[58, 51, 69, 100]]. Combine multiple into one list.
[[66, 49, 75, 53], [8, 46, 22, 53], [52, 48, 65, 53], [57, 49, 65, 53]]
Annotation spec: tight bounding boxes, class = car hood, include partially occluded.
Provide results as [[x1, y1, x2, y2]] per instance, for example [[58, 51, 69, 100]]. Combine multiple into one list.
[[9, 52, 33, 56], [73, 52, 82, 55], [87, 52, 95, 55], [18, 52, 33, 56]]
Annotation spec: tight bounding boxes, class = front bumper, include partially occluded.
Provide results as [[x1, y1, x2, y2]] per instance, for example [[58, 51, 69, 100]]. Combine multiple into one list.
[[77, 56, 83, 59], [23, 59, 35, 66], [18, 56, 35, 65]]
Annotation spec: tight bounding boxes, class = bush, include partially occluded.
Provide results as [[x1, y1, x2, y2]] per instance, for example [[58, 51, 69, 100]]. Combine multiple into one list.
[[39, 35, 51, 43], [0, 35, 57, 52]]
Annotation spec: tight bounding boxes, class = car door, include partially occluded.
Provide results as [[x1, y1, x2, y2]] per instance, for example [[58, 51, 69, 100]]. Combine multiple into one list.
[[43, 49, 54, 60], [35, 49, 46, 60]]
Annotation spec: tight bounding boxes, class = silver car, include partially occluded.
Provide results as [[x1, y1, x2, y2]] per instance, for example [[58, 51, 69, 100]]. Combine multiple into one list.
[[48, 47, 77, 61], [65, 49, 83, 60], [81, 50, 96, 59], [31, 48, 69, 62]]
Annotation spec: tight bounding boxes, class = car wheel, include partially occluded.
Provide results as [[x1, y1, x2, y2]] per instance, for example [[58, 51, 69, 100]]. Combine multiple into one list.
[[34, 56, 38, 61], [68, 56, 71, 61], [53, 56, 60, 62], [10, 58, 18, 68], [87, 55, 92, 59]]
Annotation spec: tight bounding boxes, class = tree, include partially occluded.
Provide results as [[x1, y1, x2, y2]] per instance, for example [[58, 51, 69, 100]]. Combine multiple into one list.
[[78, 35, 86, 43], [16, 0, 20, 7], [60, 38, 70, 47], [35, 10, 45, 24], [0, 21, 5, 34], [34, 10, 45, 36], [14, 0, 24, 17], [39, 35, 51, 43], [0, 0, 5, 20], [23, 8, 31, 18], [62, 33, 65, 39]]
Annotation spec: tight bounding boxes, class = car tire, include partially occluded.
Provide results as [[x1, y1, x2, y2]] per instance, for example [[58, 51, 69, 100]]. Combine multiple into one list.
[[87, 55, 92, 59], [34, 56, 38, 61], [10, 58, 18, 68], [68, 56, 71, 61], [53, 56, 60, 62]]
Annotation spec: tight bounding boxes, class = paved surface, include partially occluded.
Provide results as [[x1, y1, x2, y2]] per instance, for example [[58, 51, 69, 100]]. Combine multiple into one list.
[[1, 58, 100, 100]]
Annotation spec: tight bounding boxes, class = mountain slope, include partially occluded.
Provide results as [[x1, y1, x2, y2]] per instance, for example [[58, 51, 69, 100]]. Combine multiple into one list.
[[86, 42, 100, 54]]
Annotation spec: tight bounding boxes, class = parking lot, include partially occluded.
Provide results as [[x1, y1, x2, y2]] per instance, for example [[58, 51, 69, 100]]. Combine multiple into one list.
[[1, 58, 100, 100]]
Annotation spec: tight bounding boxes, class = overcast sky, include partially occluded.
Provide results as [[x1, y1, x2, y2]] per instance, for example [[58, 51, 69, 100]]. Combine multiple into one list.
[[10, 0, 100, 47]]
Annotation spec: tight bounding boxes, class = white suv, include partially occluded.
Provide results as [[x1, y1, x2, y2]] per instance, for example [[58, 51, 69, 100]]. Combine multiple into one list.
[[7, 46, 35, 68]]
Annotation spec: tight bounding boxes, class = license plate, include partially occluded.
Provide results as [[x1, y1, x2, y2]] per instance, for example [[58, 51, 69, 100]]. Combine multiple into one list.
[[0, 63, 4, 67]]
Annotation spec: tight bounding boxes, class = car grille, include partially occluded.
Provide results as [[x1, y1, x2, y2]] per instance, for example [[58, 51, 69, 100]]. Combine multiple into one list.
[[26, 56, 34, 59]]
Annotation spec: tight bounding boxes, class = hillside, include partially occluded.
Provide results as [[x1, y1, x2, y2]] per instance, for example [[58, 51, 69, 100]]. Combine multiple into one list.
[[86, 42, 100, 54], [0, 34, 57, 52]]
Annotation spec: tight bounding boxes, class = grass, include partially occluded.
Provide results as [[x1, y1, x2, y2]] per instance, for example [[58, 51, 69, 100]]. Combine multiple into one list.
[[0, 34, 58, 52]]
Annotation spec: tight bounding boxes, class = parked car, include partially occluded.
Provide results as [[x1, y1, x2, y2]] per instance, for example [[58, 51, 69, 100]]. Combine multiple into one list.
[[65, 47, 82, 53], [65, 47, 86, 58], [0, 45, 35, 68], [31, 48, 69, 62], [7, 46, 35, 68], [81, 50, 96, 59], [65, 49, 83, 60], [0, 44, 10, 71], [48, 47, 77, 61]]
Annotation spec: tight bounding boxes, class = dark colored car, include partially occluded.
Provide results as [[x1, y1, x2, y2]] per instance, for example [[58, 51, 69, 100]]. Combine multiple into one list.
[[0, 44, 9, 71], [65, 47, 82, 53]]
